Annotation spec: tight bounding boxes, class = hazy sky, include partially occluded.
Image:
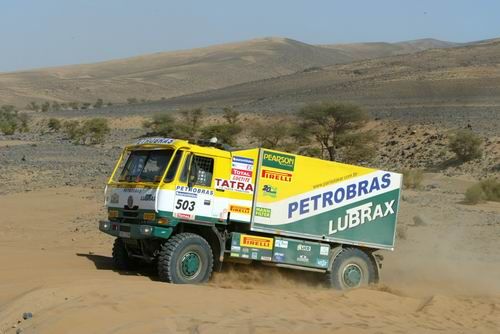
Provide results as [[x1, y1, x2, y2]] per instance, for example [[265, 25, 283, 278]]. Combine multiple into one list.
[[1, 0, 499, 72]]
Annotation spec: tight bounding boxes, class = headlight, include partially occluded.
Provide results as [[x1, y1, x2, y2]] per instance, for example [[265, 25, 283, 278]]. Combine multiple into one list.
[[139, 225, 153, 235], [108, 210, 119, 218], [99, 221, 111, 230]]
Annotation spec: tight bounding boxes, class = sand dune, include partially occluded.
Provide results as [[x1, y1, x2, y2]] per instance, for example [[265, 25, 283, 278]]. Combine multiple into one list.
[[0, 179, 499, 333]]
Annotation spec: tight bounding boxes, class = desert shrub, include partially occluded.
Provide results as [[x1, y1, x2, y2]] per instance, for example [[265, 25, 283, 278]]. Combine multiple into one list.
[[68, 102, 80, 110], [18, 113, 29, 132], [465, 179, 500, 204], [51, 101, 61, 111], [127, 97, 138, 104], [106, 102, 113, 107], [0, 107, 29, 134], [143, 114, 182, 138], [26, 101, 40, 111], [336, 131, 377, 164], [448, 129, 482, 162], [94, 98, 104, 109], [48, 118, 62, 132], [402, 169, 424, 189], [201, 124, 242, 146], [41, 101, 51, 112], [79, 118, 110, 144], [62, 120, 81, 140], [81, 102, 91, 110], [0, 109, 18, 135]]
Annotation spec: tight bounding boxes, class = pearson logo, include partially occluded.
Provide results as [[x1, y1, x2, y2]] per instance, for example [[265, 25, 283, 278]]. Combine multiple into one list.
[[262, 151, 295, 171]]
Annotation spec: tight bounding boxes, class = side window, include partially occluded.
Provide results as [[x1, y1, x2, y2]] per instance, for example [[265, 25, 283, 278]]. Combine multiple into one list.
[[164, 150, 183, 183], [180, 154, 192, 183], [192, 156, 214, 187]]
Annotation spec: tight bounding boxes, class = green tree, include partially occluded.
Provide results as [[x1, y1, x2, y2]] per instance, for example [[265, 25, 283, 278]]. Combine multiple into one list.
[[0, 108, 18, 135], [179, 108, 204, 138], [143, 114, 183, 138], [251, 120, 290, 149], [201, 124, 242, 146], [80, 118, 110, 144], [222, 107, 240, 125], [448, 129, 482, 162], [297, 102, 369, 160]]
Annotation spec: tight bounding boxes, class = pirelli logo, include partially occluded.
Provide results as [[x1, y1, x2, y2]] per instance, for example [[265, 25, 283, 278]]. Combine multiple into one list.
[[261, 169, 292, 182], [240, 235, 274, 250], [229, 205, 251, 215]]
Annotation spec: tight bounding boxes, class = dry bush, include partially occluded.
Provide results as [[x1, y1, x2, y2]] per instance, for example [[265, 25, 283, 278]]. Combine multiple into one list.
[[402, 169, 424, 189], [465, 179, 500, 204], [448, 129, 482, 162]]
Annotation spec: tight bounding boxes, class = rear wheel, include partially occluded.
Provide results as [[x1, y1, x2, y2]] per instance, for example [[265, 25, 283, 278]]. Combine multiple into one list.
[[326, 248, 376, 290], [158, 233, 213, 284]]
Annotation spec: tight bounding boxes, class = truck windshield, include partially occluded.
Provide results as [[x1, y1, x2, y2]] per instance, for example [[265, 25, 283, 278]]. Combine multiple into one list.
[[118, 149, 174, 183]]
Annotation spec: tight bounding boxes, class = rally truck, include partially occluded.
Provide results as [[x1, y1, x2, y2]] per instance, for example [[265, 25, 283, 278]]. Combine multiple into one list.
[[99, 137, 402, 289]]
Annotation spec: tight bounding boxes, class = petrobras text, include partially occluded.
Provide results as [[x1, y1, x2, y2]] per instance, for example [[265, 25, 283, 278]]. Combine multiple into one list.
[[288, 173, 392, 219]]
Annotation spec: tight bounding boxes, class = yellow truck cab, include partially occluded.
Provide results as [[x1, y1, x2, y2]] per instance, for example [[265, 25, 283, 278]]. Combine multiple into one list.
[[100, 137, 402, 289]]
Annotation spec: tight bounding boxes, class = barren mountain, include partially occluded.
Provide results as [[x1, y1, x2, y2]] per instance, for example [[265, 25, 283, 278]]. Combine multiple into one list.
[[0, 37, 462, 107], [155, 38, 500, 133]]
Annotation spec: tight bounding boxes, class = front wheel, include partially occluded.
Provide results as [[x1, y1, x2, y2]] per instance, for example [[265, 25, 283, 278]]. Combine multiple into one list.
[[326, 248, 377, 290], [158, 233, 213, 284]]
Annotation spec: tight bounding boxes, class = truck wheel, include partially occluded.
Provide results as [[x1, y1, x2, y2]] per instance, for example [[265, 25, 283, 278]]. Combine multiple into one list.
[[158, 233, 213, 284], [112, 238, 132, 270], [326, 248, 376, 290]]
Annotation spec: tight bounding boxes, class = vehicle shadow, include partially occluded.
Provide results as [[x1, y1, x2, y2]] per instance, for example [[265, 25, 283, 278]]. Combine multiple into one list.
[[76, 253, 159, 281]]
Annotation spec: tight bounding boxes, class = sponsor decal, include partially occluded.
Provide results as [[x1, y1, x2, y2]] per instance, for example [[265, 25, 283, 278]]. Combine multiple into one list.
[[215, 178, 254, 193], [255, 207, 272, 218], [297, 255, 309, 263], [229, 205, 251, 215], [176, 185, 214, 196], [241, 254, 250, 259], [110, 193, 119, 204], [262, 184, 277, 198], [231, 245, 241, 252], [136, 137, 174, 145], [231, 168, 252, 178], [123, 188, 142, 193], [261, 169, 292, 182], [175, 191, 197, 198], [320, 245, 330, 256], [273, 252, 285, 262], [174, 212, 195, 220], [232, 156, 254, 171], [231, 253, 240, 257], [297, 244, 312, 252], [231, 175, 251, 183], [262, 151, 295, 171], [240, 235, 274, 250], [275, 239, 288, 248], [260, 256, 272, 261], [140, 194, 155, 201], [288, 173, 392, 219], [328, 200, 395, 235], [317, 259, 328, 268], [143, 212, 156, 220], [251, 252, 258, 259]]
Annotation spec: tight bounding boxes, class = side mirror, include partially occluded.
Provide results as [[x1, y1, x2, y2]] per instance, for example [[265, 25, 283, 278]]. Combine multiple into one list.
[[187, 164, 198, 188]]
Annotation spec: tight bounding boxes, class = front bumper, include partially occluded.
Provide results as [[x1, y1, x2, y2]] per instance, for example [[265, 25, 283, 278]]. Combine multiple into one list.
[[99, 220, 173, 239]]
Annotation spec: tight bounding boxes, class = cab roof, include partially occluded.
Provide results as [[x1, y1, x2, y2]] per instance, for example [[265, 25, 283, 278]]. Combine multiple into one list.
[[125, 137, 231, 158]]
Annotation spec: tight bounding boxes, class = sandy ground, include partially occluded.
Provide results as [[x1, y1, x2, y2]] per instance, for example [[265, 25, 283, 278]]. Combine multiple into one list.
[[0, 174, 499, 334]]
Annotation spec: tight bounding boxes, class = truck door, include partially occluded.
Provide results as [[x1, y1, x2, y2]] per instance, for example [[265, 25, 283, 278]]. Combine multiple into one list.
[[172, 153, 215, 222]]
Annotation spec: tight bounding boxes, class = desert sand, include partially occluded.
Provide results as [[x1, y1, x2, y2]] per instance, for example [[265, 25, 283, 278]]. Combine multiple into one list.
[[1, 175, 499, 333]]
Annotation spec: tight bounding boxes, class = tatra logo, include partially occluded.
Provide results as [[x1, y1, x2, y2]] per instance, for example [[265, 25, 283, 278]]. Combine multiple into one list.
[[240, 235, 274, 250], [127, 195, 134, 207], [261, 169, 292, 182]]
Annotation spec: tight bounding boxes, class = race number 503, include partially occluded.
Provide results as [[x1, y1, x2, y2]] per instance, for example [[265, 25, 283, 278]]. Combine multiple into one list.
[[175, 199, 195, 211]]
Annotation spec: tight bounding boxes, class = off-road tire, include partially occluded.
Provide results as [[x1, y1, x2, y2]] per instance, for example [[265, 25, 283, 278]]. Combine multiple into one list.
[[158, 233, 213, 284], [326, 247, 377, 290], [112, 238, 132, 270]]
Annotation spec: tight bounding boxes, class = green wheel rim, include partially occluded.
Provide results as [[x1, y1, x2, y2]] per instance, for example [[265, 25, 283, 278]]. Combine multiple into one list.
[[181, 251, 201, 279], [342, 264, 363, 288]]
